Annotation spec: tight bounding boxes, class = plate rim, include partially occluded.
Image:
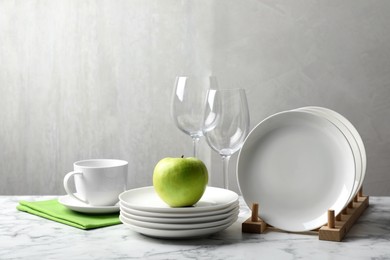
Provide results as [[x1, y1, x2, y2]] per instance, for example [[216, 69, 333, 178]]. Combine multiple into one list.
[[119, 200, 239, 218], [119, 214, 237, 239], [119, 186, 239, 213], [294, 107, 362, 203], [297, 106, 366, 191], [119, 209, 238, 230]]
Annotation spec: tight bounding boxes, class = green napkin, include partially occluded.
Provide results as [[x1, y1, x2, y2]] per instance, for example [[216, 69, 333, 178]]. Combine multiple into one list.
[[17, 199, 121, 230]]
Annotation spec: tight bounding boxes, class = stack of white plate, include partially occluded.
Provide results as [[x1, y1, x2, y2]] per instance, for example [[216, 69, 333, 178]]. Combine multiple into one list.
[[119, 186, 239, 239], [237, 106, 366, 232]]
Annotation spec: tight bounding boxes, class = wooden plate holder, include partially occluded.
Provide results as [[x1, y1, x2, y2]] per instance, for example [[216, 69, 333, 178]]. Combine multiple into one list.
[[242, 187, 369, 242]]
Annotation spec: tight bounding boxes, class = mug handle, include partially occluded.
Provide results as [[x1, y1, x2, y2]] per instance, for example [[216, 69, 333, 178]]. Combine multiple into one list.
[[63, 171, 88, 204]]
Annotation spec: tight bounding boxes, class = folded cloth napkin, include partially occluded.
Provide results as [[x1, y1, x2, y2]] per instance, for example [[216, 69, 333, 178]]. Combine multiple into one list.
[[17, 199, 121, 230]]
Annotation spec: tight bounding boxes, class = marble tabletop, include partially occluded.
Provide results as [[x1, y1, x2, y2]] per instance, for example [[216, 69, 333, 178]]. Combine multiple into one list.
[[1, 196, 389, 260]]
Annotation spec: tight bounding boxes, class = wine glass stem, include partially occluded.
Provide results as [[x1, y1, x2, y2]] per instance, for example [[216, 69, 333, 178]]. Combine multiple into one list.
[[221, 155, 231, 189], [192, 136, 200, 158]]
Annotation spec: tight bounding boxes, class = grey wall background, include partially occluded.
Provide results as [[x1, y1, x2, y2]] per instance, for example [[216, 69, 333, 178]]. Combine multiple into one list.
[[1, 0, 390, 195]]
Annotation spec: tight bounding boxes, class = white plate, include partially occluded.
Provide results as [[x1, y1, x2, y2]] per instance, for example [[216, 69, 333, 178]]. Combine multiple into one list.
[[294, 107, 362, 203], [119, 186, 238, 213], [120, 209, 238, 230], [120, 200, 239, 218], [120, 204, 239, 224], [237, 110, 356, 232], [58, 195, 119, 214], [297, 106, 366, 192], [120, 215, 237, 239]]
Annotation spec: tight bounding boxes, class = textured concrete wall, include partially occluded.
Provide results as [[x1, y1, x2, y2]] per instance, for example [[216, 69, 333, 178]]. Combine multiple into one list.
[[1, 0, 390, 195], [209, 0, 390, 195]]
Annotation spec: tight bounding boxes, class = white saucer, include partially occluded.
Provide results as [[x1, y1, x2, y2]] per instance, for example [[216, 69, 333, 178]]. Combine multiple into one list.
[[58, 195, 119, 214]]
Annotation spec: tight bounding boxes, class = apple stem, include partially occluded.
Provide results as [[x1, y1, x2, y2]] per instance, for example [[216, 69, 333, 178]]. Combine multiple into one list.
[[181, 155, 184, 158]]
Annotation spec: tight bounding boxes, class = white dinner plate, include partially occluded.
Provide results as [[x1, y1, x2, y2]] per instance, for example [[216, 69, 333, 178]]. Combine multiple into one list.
[[237, 110, 356, 232], [120, 209, 238, 230], [294, 107, 362, 203], [120, 215, 237, 239], [120, 200, 239, 218], [58, 195, 119, 214], [297, 106, 366, 192], [120, 204, 239, 224], [119, 186, 238, 213]]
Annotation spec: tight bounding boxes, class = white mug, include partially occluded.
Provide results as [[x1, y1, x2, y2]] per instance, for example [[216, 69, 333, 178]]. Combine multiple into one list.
[[63, 159, 128, 206]]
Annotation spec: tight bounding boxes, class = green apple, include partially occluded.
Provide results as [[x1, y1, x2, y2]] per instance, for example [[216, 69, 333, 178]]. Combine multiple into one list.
[[153, 156, 208, 207]]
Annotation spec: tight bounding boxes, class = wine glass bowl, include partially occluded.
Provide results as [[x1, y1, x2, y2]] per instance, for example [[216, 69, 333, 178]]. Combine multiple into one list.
[[171, 76, 217, 157]]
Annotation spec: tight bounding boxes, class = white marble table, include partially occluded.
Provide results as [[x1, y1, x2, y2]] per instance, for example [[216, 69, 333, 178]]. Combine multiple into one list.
[[1, 196, 389, 260]]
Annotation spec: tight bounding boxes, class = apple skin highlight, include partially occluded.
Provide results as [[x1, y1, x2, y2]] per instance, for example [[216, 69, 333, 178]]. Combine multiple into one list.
[[153, 157, 209, 207]]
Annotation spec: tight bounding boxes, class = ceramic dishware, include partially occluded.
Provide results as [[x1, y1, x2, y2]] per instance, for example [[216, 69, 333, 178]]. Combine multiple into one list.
[[294, 107, 364, 203], [118, 186, 240, 238], [119, 200, 239, 218], [119, 204, 238, 223], [119, 186, 238, 213], [120, 209, 239, 230], [237, 110, 356, 232], [119, 214, 238, 239], [63, 159, 128, 206], [58, 195, 119, 214], [296, 106, 367, 193]]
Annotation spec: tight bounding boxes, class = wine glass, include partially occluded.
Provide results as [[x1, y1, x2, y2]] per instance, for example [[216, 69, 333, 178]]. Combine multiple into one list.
[[203, 88, 250, 189], [171, 76, 218, 157]]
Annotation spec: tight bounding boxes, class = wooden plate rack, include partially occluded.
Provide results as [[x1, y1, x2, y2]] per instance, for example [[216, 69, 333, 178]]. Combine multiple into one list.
[[242, 187, 369, 242]]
